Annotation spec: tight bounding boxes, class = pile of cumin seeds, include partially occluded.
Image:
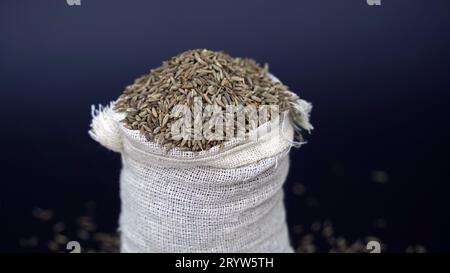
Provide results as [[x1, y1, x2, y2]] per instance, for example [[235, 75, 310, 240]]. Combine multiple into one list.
[[114, 49, 302, 152]]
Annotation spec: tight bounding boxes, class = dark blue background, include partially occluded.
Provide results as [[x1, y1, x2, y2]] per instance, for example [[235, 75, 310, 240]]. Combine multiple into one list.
[[1, 0, 449, 252]]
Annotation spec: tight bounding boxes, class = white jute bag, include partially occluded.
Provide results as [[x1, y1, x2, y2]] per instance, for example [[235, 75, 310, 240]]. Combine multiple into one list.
[[89, 78, 312, 253]]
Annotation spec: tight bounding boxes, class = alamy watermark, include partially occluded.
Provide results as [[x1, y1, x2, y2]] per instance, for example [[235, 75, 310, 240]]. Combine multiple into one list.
[[168, 99, 281, 143], [366, 0, 381, 6], [367, 241, 382, 253], [66, 0, 81, 6], [66, 241, 81, 253]]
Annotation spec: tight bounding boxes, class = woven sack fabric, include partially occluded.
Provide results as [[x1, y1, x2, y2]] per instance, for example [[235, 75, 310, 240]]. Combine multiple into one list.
[[89, 91, 312, 252]]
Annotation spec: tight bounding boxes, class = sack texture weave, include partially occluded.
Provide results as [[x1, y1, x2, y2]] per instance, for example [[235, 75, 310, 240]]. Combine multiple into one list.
[[89, 89, 312, 253]]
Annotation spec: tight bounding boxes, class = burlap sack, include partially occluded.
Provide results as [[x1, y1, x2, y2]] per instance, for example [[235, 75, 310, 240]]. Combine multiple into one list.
[[89, 77, 312, 252]]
